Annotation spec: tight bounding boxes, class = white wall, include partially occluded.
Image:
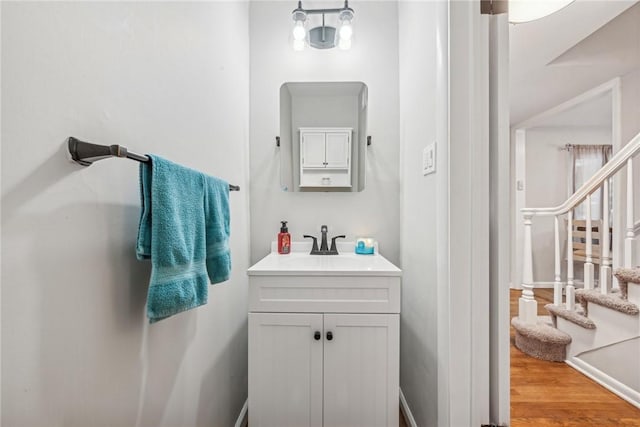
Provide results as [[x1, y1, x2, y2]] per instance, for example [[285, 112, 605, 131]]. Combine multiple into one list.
[[524, 127, 611, 282], [249, 1, 400, 264], [618, 62, 640, 148], [1, 3, 250, 426], [620, 68, 640, 266], [398, 1, 448, 426]]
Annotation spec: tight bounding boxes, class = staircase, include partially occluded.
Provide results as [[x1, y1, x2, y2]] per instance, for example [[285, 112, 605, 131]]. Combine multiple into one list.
[[512, 131, 640, 408]]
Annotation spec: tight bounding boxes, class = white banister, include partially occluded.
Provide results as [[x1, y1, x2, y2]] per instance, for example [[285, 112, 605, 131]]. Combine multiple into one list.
[[519, 213, 537, 324], [554, 216, 562, 306], [566, 210, 576, 310], [584, 195, 594, 290], [600, 178, 611, 294], [625, 158, 635, 268], [520, 131, 640, 316], [522, 134, 640, 217]]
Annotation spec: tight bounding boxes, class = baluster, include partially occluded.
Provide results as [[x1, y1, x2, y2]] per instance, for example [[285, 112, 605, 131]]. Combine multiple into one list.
[[566, 210, 575, 310], [584, 194, 594, 290], [625, 159, 635, 268], [600, 179, 611, 294], [554, 216, 562, 306], [520, 213, 537, 324]]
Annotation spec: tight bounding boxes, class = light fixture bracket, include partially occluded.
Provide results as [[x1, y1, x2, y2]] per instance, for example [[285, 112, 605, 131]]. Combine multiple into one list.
[[309, 25, 337, 49]]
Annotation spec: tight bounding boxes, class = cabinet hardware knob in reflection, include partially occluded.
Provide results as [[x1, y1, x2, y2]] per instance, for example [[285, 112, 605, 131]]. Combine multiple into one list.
[[326, 331, 333, 341], [314, 331, 321, 341]]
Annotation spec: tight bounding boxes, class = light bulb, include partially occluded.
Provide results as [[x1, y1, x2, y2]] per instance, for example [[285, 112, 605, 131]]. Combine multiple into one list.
[[338, 37, 351, 50], [339, 21, 353, 40], [293, 21, 306, 41], [293, 39, 305, 51]]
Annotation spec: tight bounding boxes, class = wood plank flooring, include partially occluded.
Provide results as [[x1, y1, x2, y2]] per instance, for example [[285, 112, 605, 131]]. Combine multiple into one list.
[[510, 289, 640, 426], [399, 408, 408, 427]]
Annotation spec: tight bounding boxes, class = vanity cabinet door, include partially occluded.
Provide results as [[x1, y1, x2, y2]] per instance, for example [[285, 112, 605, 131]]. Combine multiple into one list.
[[249, 313, 323, 427], [323, 313, 400, 427]]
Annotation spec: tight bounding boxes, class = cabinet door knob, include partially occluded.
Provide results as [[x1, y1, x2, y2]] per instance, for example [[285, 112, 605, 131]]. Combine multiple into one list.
[[314, 331, 321, 341], [326, 331, 333, 341]]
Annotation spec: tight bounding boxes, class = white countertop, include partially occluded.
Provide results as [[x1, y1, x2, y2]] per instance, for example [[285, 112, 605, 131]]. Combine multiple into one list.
[[247, 242, 402, 277]]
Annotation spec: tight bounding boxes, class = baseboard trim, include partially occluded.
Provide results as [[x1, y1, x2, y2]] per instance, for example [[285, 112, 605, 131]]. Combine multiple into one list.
[[234, 399, 248, 427], [567, 357, 640, 409], [399, 388, 418, 427]]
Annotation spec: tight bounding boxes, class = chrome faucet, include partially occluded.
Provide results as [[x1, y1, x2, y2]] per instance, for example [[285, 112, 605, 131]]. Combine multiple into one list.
[[304, 225, 345, 255]]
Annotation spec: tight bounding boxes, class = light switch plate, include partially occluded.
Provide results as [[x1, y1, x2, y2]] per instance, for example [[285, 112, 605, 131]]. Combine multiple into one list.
[[422, 143, 436, 175]]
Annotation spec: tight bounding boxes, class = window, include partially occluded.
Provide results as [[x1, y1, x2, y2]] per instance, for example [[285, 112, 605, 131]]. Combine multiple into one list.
[[569, 144, 612, 220]]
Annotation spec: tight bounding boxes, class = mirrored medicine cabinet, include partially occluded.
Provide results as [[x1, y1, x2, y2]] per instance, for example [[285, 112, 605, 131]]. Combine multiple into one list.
[[279, 81, 368, 192]]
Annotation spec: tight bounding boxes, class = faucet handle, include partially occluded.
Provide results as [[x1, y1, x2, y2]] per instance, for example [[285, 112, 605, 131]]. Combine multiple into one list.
[[329, 235, 346, 254], [303, 235, 319, 254], [321, 225, 328, 233]]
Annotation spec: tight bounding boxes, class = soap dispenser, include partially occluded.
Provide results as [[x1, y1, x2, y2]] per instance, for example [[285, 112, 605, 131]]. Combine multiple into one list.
[[278, 221, 291, 254]]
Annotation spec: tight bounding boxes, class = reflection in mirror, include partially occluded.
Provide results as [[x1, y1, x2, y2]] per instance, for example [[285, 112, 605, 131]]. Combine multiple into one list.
[[280, 82, 368, 192]]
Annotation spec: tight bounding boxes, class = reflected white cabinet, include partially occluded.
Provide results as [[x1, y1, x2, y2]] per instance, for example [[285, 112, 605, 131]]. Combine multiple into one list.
[[300, 128, 351, 188], [249, 312, 399, 427]]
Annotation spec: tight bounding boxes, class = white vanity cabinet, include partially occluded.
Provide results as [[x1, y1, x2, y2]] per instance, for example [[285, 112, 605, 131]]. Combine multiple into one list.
[[247, 247, 401, 427], [299, 127, 352, 188]]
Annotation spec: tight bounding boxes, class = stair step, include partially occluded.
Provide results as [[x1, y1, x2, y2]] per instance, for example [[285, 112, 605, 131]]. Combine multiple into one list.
[[511, 316, 571, 362], [614, 268, 640, 305], [575, 289, 639, 316], [614, 267, 640, 286], [545, 304, 596, 329]]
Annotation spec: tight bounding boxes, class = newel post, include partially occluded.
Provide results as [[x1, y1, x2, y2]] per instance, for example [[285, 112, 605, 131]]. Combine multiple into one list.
[[519, 212, 537, 324]]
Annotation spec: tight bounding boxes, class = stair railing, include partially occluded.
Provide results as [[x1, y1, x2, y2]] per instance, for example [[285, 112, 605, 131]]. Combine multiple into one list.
[[518, 132, 640, 325]]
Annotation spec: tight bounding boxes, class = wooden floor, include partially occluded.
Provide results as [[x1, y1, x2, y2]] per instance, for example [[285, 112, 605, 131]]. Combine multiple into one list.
[[399, 408, 408, 427], [510, 289, 640, 426]]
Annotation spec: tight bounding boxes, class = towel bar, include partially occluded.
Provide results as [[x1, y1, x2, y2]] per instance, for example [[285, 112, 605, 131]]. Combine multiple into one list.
[[68, 137, 240, 191]]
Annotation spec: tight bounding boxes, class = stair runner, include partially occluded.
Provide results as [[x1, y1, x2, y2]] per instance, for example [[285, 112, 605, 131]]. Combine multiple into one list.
[[512, 267, 640, 362]]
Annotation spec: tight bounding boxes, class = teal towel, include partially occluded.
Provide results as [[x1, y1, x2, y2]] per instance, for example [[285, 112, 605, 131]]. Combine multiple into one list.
[[136, 155, 231, 323]]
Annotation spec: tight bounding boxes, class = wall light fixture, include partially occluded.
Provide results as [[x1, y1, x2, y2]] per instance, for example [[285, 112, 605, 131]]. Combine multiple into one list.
[[291, 1, 354, 51]]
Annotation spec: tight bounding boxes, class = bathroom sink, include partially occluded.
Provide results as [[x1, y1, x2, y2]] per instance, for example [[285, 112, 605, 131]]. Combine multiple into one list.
[[247, 242, 401, 277], [247, 242, 401, 313]]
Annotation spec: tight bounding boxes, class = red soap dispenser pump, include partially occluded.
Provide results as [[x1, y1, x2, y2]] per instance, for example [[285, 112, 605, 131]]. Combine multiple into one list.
[[278, 221, 291, 254]]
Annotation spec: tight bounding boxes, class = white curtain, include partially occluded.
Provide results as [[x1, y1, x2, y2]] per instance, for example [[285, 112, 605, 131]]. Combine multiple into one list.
[[570, 145, 612, 220]]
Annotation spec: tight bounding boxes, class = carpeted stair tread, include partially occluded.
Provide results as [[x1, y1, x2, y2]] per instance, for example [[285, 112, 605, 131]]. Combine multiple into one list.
[[613, 267, 640, 299], [511, 317, 572, 343], [545, 303, 596, 329], [614, 267, 640, 284], [575, 289, 639, 316], [511, 316, 571, 362]]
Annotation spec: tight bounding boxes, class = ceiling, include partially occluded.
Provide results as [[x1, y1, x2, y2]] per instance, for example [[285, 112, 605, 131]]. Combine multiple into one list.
[[509, 0, 639, 126], [528, 90, 612, 129]]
